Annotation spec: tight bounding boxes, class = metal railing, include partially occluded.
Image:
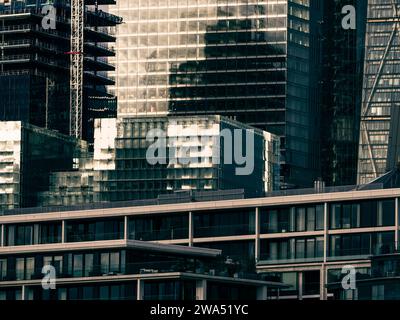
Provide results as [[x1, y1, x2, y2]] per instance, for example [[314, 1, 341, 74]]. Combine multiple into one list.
[[264, 183, 385, 198], [129, 227, 188, 241]]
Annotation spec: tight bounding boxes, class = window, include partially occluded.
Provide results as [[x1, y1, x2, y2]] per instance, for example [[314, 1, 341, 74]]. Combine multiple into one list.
[[316, 205, 324, 230], [306, 207, 315, 231], [329, 232, 395, 257], [84, 254, 94, 277], [331, 204, 341, 229], [5, 223, 61, 246], [194, 209, 255, 238], [0, 259, 6, 280], [306, 238, 315, 258], [129, 213, 189, 241], [67, 218, 124, 242], [73, 254, 83, 277], [296, 208, 306, 232], [15, 258, 25, 280], [101, 252, 123, 274], [295, 239, 305, 259], [379, 199, 395, 226]]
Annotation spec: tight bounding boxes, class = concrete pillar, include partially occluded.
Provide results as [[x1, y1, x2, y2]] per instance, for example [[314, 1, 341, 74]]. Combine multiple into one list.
[[323, 202, 328, 263], [61, 220, 66, 243], [124, 216, 128, 240], [189, 211, 193, 246], [256, 285, 268, 300], [196, 280, 207, 300], [21, 285, 26, 301], [137, 279, 144, 300], [395, 198, 399, 250], [255, 207, 260, 262], [320, 265, 327, 300], [0, 224, 4, 247], [298, 272, 303, 300]]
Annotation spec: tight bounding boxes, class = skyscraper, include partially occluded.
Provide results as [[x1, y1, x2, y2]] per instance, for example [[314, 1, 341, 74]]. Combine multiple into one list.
[[38, 115, 280, 204], [357, 0, 400, 184], [0, 121, 78, 210], [0, 0, 121, 145], [109, 0, 323, 188], [319, 0, 367, 186]]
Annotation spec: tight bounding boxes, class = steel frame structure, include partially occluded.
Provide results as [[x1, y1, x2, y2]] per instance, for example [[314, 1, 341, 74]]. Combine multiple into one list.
[[357, 0, 400, 184], [70, 0, 84, 139]]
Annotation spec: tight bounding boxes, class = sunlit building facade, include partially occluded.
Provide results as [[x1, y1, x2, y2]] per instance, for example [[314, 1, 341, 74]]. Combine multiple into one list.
[[109, 0, 322, 188], [38, 115, 280, 205], [357, 0, 400, 184], [0, 121, 78, 211]]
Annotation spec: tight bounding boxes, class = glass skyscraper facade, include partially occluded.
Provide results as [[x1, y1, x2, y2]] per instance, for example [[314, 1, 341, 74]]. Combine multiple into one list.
[[38, 115, 280, 205], [109, 0, 322, 188], [0, 0, 121, 145], [319, 0, 367, 186], [358, 0, 400, 184], [0, 121, 78, 210]]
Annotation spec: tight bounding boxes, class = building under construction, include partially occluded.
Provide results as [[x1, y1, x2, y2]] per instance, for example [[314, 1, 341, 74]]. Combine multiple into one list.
[[0, 0, 121, 145]]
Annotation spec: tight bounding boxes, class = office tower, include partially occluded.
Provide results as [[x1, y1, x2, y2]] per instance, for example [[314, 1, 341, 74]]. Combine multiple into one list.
[[357, 0, 400, 184], [108, 0, 323, 188], [0, 0, 121, 145], [95, 116, 280, 201], [319, 0, 367, 186], [0, 121, 78, 210], [38, 115, 280, 205]]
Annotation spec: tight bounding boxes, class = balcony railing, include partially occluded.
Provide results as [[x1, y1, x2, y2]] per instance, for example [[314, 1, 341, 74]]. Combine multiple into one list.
[[129, 227, 188, 241], [66, 231, 123, 242], [0, 258, 258, 282], [194, 223, 254, 238]]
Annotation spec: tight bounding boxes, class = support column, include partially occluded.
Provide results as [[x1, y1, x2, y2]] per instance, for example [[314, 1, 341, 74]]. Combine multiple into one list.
[[189, 211, 193, 247], [395, 198, 399, 250], [21, 285, 26, 301], [137, 279, 144, 300], [256, 285, 268, 300], [298, 272, 303, 300], [196, 280, 207, 300], [0, 224, 4, 247], [61, 220, 66, 243], [321, 202, 329, 300], [255, 207, 260, 262], [124, 216, 128, 240], [320, 265, 327, 300], [323, 202, 328, 263]]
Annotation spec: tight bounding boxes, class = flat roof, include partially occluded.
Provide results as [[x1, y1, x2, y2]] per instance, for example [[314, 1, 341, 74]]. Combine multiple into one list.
[[0, 188, 399, 224], [0, 184, 386, 216]]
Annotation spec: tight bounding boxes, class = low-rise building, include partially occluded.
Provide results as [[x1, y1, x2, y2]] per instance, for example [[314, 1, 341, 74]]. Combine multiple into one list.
[[1, 180, 400, 300]]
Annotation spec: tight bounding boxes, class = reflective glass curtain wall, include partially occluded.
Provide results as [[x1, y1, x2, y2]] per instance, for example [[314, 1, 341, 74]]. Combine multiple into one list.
[[109, 0, 320, 188], [358, 1, 400, 184]]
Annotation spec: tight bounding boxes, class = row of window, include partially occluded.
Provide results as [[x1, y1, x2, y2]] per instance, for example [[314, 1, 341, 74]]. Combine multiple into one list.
[[0, 251, 126, 282], [0, 199, 397, 246], [260, 232, 395, 262], [0, 249, 201, 282]]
